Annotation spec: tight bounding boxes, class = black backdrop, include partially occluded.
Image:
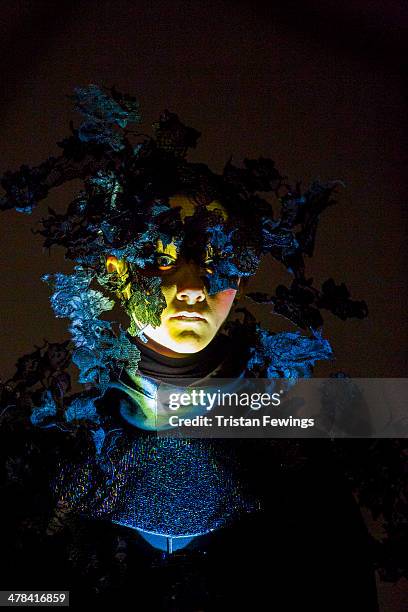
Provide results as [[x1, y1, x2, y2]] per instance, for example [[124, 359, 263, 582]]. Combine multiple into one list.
[[0, 2, 407, 608]]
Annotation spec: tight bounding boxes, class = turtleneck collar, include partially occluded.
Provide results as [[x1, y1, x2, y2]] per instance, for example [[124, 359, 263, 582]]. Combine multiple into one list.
[[130, 333, 232, 381]]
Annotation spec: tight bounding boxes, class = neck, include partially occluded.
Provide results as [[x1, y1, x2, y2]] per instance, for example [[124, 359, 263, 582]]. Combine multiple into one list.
[[137, 335, 191, 359]]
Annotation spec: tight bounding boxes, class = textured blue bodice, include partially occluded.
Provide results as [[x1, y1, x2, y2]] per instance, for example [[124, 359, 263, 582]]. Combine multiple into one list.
[[55, 373, 260, 539]]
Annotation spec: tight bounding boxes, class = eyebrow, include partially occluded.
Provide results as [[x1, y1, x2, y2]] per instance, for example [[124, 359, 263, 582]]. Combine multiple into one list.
[[156, 248, 213, 258], [155, 250, 177, 257], [155, 239, 178, 256], [155, 246, 177, 253]]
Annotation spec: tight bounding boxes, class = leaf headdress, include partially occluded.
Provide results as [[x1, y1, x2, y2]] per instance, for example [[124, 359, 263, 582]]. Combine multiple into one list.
[[0, 84, 367, 424]]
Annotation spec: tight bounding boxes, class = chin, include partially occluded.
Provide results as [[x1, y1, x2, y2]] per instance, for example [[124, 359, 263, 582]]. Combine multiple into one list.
[[170, 336, 210, 354], [175, 343, 206, 354]]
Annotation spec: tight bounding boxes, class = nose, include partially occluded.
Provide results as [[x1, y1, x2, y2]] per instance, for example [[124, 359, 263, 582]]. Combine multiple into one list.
[[175, 263, 206, 304], [176, 287, 205, 304]]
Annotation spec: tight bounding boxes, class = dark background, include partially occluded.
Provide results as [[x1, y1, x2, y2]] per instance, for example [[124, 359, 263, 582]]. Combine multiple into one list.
[[0, 1, 407, 608]]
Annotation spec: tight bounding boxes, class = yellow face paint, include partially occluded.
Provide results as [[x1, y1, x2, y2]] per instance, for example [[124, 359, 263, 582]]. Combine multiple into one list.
[[105, 256, 132, 301]]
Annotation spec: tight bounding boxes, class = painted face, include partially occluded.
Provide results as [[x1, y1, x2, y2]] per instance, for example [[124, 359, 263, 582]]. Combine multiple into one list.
[[107, 195, 240, 355]]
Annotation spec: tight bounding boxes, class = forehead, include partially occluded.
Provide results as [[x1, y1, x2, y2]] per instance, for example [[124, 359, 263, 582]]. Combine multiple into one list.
[[168, 194, 228, 222], [157, 194, 227, 255]]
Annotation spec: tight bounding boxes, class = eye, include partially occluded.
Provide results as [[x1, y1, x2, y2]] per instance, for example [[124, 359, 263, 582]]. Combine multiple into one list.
[[204, 258, 214, 275], [155, 254, 177, 270]]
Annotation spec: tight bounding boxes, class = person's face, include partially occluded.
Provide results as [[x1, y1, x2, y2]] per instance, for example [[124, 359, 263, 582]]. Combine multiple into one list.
[[107, 195, 240, 354]]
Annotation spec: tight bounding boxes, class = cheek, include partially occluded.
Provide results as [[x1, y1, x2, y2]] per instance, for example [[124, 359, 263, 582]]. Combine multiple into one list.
[[159, 283, 177, 311], [212, 289, 237, 320]]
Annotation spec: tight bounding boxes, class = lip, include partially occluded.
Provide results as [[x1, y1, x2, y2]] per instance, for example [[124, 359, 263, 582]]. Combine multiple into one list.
[[169, 312, 208, 322]]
